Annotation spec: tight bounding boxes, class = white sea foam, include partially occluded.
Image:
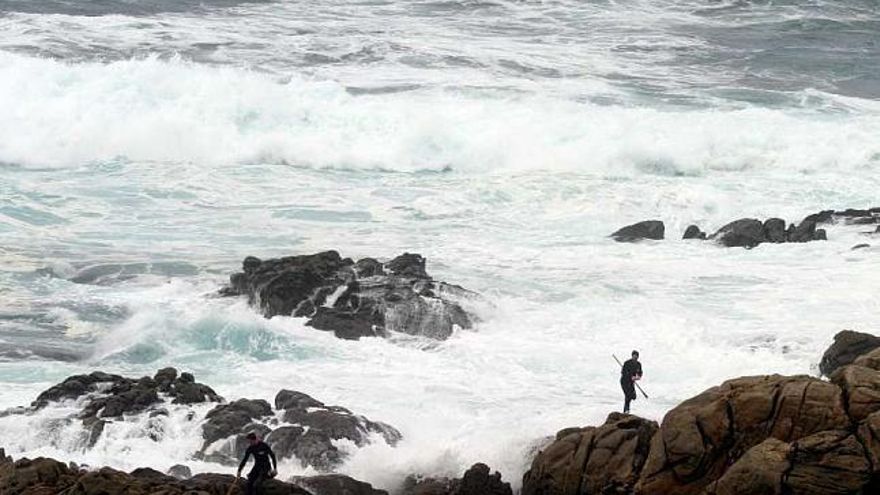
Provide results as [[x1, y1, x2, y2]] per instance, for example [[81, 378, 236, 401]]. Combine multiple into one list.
[[1, 52, 879, 174]]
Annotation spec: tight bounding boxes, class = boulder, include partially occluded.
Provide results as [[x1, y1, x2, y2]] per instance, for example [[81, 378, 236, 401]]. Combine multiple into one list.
[[762, 218, 786, 243], [167, 464, 192, 480], [820, 330, 880, 376], [273, 389, 401, 471], [201, 399, 273, 446], [610, 221, 665, 242], [401, 464, 512, 495], [291, 474, 389, 495], [787, 219, 818, 243], [636, 375, 848, 495], [221, 252, 476, 340], [522, 413, 658, 495], [682, 225, 706, 240], [710, 218, 765, 248]]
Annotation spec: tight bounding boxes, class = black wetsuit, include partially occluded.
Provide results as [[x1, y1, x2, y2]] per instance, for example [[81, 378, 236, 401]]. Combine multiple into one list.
[[620, 358, 643, 413], [239, 441, 277, 495]]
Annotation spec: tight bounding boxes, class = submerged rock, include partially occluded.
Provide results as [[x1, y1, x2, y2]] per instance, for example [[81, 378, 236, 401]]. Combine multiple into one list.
[[682, 225, 706, 240], [610, 220, 665, 242], [221, 251, 476, 340], [402, 463, 512, 495], [710, 218, 765, 248]]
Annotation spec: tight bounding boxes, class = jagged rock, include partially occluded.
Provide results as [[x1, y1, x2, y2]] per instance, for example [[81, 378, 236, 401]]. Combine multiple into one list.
[[788, 219, 818, 242], [762, 218, 787, 243], [291, 474, 389, 495], [636, 375, 848, 495], [703, 438, 790, 495], [167, 464, 192, 480], [222, 251, 476, 340], [820, 330, 880, 376], [710, 218, 765, 248], [610, 221, 665, 242], [273, 389, 401, 471], [202, 399, 273, 446], [682, 225, 706, 240], [830, 364, 880, 422], [401, 464, 511, 495], [0, 454, 338, 494], [386, 253, 429, 278], [522, 413, 658, 495]]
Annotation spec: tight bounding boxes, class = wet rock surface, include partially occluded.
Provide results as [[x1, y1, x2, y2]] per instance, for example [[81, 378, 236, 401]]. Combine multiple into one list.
[[0, 454, 391, 495], [221, 251, 476, 340], [198, 389, 400, 471], [820, 330, 880, 377], [610, 220, 665, 242], [523, 329, 880, 495], [401, 463, 512, 495]]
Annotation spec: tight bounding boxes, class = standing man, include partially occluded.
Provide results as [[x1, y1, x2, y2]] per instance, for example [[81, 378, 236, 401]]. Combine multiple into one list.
[[620, 350, 643, 414], [238, 432, 277, 495]]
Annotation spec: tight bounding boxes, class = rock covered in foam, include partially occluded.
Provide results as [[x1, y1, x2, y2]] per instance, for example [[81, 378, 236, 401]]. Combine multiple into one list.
[[198, 388, 400, 471], [220, 251, 477, 340], [402, 463, 513, 495]]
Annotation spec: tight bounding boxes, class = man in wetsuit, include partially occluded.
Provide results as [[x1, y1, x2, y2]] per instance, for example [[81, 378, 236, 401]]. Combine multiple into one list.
[[237, 432, 277, 495], [621, 350, 643, 414]]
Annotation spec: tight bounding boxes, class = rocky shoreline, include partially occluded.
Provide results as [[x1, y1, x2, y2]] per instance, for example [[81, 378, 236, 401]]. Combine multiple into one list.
[[611, 206, 879, 248], [4, 330, 880, 494]]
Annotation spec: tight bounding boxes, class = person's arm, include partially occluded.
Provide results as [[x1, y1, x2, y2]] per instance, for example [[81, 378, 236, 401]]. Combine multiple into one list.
[[238, 446, 252, 475], [268, 445, 277, 472], [635, 362, 643, 380]]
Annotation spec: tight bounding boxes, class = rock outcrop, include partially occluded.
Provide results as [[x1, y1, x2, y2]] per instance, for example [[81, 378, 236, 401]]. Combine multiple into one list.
[[12, 370, 401, 475], [0, 454, 389, 494], [709, 218, 827, 248], [610, 221, 665, 242], [523, 330, 880, 495], [198, 389, 400, 471], [682, 225, 707, 240], [221, 251, 476, 340], [402, 463, 513, 495], [820, 330, 880, 376]]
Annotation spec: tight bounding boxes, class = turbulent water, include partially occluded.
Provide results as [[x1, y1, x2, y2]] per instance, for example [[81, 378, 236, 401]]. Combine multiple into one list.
[[1, 0, 879, 490]]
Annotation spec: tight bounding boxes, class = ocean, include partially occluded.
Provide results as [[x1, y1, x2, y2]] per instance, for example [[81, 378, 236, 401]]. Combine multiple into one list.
[[1, 0, 879, 490]]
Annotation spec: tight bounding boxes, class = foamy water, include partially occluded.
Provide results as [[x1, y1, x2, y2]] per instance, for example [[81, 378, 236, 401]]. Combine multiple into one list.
[[1, 0, 879, 491]]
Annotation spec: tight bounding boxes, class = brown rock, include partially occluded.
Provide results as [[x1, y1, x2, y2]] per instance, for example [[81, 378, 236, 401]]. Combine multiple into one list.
[[521, 413, 658, 495], [785, 430, 871, 494], [705, 438, 790, 495], [636, 375, 848, 495], [820, 330, 880, 377], [831, 365, 880, 422]]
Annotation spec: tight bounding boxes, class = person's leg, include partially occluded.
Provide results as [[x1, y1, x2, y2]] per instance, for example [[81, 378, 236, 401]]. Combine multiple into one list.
[[245, 470, 260, 495]]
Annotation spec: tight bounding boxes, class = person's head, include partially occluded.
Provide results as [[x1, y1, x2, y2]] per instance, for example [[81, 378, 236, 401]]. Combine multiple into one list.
[[632, 350, 639, 361], [245, 432, 259, 445]]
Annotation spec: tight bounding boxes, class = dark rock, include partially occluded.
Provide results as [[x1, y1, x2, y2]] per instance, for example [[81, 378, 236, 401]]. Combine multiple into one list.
[[292, 474, 389, 495], [386, 253, 429, 278], [710, 218, 765, 248], [853, 244, 871, 250], [202, 399, 273, 446], [306, 306, 382, 340], [611, 220, 665, 242], [457, 463, 512, 495], [154, 367, 177, 392], [788, 219, 818, 243], [820, 330, 880, 377], [402, 464, 511, 495], [837, 208, 875, 218], [167, 464, 192, 480], [876, 225, 880, 234], [275, 389, 324, 411], [804, 209, 835, 223], [222, 251, 476, 340], [850, 216, 879, 225], [813, 228, 827, 241], [273, 389, 401, 470], [762, 218, 786, 243], [682, 225, 706, 240]]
